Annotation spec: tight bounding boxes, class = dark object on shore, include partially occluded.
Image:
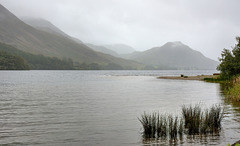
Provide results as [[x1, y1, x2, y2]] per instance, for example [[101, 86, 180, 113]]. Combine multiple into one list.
[[181, 74, 184, 77], [184, 76, 188, 78], [213, 73, 220, 76]]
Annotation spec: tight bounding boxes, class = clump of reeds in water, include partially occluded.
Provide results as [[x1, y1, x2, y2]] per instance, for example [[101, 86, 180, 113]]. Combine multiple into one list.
[[139, 104, 224, 141], [208, 104, 224, 133], [182, 104, 202, 134], [178, 118, 184, 137], [156, 114, 167, 138], [139, 113, 183, 140], [138, 112, 157, 138], [182, 104, 224, 135], [168, 115, 178, 139]]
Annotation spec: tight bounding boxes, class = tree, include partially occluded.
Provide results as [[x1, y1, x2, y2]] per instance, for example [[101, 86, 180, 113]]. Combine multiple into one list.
[[0, 51, 30, 70], [217, 37, 240, 79]]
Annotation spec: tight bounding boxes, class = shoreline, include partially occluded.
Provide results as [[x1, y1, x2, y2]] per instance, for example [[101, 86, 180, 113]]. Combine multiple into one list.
[[158, 75, 215, 81]]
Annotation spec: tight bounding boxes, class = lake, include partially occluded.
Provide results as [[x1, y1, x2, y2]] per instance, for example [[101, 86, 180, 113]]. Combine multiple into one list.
[[0, 70, 239, 145]]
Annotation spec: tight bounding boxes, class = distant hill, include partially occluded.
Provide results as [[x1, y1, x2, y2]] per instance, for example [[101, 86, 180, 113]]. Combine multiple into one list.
[[0, 4, 143, 70], [22, 17, 84, 44], [104, 44, 136, 54], [125, 41, 219, 70], [86, 43, 119, 57]]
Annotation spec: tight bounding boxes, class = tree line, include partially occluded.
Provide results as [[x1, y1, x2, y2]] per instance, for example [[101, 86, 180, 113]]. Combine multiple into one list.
[[0, 42, 124, 70], [217, 37, 240, 79]]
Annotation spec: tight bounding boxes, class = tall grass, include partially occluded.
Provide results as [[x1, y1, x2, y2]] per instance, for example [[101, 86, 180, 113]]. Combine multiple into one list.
[[208, 104, 224, 132], [178, 118, 184, 137], [139, 104, 224, 140], [200, 109, 209, 134], [139, 113, 186, 140], [156, 114, 167, 138], [182, 104, 224, 134], [168, 115, 178, 139], [224, 75, 240, 102], [226, 82, 240, 102], [182, 104, 201, 134], [138, 112, 157, 138]]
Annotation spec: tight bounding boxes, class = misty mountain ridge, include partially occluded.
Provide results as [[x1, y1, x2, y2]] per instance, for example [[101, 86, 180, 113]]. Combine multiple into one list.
[[0, 4, 218, 70], [0, 4, 143, 69], [85, 43, 119, 57], [22, 17, 84, 44], [104, 44, 136, 54], [21, 18, 132, 57], [124, 41, 219, 70]]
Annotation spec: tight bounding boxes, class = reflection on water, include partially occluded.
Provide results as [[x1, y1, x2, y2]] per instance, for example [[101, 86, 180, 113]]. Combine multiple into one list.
[[141, 133, 224, 146], [0, 70, 239, 145], [140, 82, 240, 146]]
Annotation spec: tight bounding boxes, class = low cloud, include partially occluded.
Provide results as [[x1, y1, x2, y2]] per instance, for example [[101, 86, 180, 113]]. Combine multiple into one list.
[[0, 0, 240, 60]]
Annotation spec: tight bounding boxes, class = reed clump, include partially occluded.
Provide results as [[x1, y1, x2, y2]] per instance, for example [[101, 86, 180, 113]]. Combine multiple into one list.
[[138, 112, 157, 138], [208, 104, 224, 132], [168, 115, 178, 139], [139, 113, 186, 140], [139, 104, 224, 140], [182, 104, 201, 134], [156, 114, 167, 138], [182, 104, 224, 134]]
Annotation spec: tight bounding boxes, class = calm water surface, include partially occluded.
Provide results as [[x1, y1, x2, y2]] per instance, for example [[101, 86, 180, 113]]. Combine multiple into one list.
[[0, 70, 239, 145]]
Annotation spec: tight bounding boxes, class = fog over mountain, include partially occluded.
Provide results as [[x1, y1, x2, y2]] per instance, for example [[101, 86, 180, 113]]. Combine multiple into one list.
[[104, 44, 136, 55], [0, 4, 219, 70], [0, 4, 143, 69], [0, 0, 239, 60], [124, 41, 219, 70], [86, 43, 119, 57]]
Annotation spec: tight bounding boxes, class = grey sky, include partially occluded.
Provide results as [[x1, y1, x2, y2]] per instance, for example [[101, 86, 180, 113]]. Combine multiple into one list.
[[0, 0, 239, 60]]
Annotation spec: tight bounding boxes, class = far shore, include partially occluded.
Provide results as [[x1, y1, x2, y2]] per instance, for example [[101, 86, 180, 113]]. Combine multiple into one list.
[[158, 75, 215, 81]]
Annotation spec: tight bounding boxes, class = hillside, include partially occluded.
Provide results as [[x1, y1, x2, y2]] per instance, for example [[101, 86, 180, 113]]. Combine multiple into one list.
[[0, 4, 142, 69], [126, 42, 219, 70], [22, 17, 84, 44], [86, 43, 119, 57], [104, 44, 136, 54]]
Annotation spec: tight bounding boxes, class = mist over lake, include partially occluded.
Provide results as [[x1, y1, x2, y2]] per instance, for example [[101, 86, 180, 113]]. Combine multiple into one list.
[[0, 70, 239, 145]]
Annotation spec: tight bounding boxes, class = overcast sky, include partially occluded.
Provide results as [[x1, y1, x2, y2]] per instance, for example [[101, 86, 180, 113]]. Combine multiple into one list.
[[0, 0, 239, 60]]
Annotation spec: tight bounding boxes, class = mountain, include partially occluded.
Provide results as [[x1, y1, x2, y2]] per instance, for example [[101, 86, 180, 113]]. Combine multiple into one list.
[[104, 44, 136, 54], [22, 17, 84, 44], [0, 4, 142, 69], [86, 43, 119, 57], [126, 41, 219, 70]]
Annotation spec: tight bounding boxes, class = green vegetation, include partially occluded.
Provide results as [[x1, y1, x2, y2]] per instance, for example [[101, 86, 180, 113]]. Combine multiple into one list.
[[182, 104, 201, 134], [182, 104, 224, 134], [216, 37, 240, 101], [0, 51, 30, 70], [138, 113, 181, 139], [138, 104, 224, 140], [0, 42, 129, 70], [217, 37, 240, 80], [203, 76, 227, 83], [156, 114, 168, 138], [225, 76, 240, 101], [0, 42, 74, 70]]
